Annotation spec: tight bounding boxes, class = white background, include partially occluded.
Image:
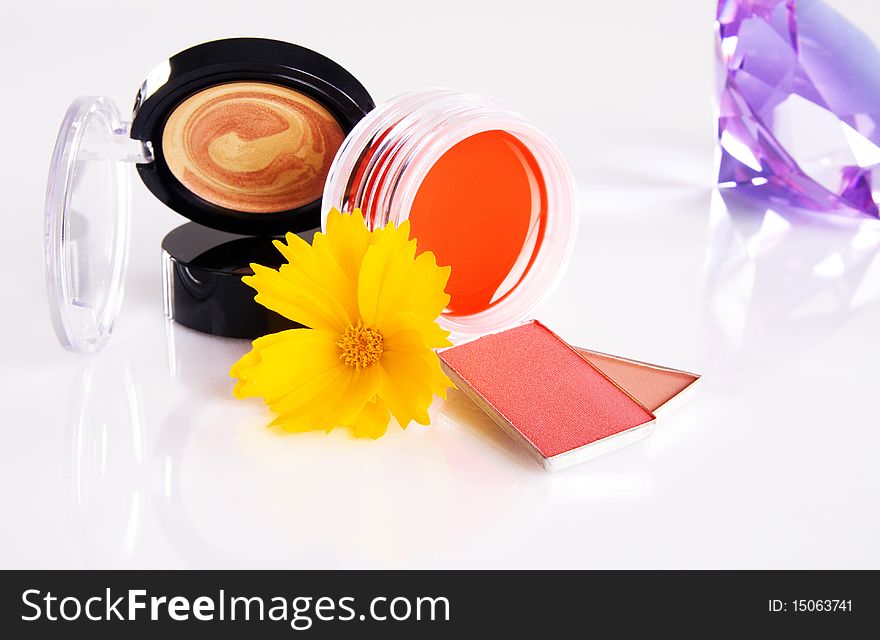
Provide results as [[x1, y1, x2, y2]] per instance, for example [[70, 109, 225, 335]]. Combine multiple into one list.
[[2, 0, 879, 568]]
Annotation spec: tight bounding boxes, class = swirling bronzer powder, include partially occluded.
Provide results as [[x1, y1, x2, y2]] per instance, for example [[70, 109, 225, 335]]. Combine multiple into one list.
[[162, 82, 344, 213]]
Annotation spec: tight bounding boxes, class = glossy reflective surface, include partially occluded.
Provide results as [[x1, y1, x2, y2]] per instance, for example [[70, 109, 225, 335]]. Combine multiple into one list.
[[4, 0, 880, 568]]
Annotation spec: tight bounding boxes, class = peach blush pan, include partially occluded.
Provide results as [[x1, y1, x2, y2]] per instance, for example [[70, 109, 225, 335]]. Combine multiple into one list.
[[438, 321, 657, 471], [574, 348, 700, 419]]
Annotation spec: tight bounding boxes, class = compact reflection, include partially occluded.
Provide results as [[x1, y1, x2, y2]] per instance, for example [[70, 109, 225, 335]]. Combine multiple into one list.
[[70, 357, 144, 564], [156, 320, 253, 566], [164, 317, 248, 396], [68, 322, 247, 567], [703, 188, 880, 381]]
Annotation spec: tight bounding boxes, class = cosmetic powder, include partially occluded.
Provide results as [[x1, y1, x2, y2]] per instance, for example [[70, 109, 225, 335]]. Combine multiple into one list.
[[438, 321, 655, 470], [162, 82, 345, 214], [574, 348, 700, 415], [409, 131, 547, 315]]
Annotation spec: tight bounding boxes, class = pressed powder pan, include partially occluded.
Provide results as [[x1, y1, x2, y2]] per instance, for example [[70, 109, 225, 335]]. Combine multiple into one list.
[[438, 321, 700, 470], [574, 348, 700, 418]]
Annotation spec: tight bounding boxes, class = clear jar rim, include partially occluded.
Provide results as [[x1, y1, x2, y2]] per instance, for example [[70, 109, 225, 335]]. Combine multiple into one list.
[[322, 89, 578, 341]]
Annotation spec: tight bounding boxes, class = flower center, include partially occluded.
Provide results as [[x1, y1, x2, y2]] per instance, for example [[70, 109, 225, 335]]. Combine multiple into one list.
[[337, 321, 384, 369]]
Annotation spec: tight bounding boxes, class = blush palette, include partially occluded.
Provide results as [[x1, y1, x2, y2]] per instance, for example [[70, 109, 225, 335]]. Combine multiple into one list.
[[438, 321, 699, 471]]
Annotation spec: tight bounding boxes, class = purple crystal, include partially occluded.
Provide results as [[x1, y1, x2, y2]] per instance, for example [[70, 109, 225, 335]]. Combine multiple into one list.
[[716, 0, 880, 217]]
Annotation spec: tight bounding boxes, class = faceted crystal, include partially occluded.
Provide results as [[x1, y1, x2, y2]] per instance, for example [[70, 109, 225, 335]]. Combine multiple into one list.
[[716, 0, 880, 217]]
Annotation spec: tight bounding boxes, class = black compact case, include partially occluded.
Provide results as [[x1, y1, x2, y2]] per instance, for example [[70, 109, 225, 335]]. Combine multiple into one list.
[[44, 38, 375, 353], [131, 38, 375, 235], [162, 223, 315, 338]]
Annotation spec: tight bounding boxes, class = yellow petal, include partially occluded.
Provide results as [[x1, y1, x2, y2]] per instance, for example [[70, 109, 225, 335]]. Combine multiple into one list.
[[335, 363, 382, 426], [242, 210, 376, 332], [268, 362, 350, 417], [351, 397, 391, 439], [269, 209, 374, 326], [272, 361, 382, 434], [427, 351, 455, 399], [384, 327, 453, 400], [231, 329, 342, 404], [357, 220, 417, 325], [381, 311, 451, 349], [401, 249, 452, 320], [244, 263, 350, 334], [230, 330, 292, 397], [378, 350, 435, 427], [270, 365, 353, 432], [322, 208, 373, 285], [357, 220, 452, 326]]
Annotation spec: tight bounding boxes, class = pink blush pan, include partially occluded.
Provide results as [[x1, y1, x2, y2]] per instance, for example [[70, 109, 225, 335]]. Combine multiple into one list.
[[438, 321, 656, 471]]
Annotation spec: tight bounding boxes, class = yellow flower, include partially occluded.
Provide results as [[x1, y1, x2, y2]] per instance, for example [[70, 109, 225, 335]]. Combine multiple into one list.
[[230, 208, 454, 438]]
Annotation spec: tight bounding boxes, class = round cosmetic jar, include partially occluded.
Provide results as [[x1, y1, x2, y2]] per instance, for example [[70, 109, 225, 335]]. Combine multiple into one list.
[[322, 89, 577, 339], [45, 39, 374, 353]]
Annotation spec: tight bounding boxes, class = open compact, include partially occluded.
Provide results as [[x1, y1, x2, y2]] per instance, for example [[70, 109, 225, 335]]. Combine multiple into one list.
[[44, 38, 374, 352]]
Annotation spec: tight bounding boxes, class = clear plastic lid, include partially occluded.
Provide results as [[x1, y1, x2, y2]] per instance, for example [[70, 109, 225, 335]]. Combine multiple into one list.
[[44, 97, 147, 353]]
